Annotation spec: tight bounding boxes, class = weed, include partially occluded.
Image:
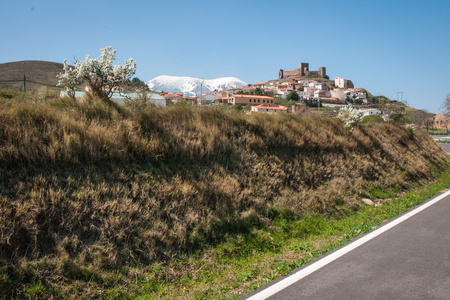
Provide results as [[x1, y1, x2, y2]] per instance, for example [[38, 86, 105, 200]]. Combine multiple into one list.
[[0, 94, 448, 299]]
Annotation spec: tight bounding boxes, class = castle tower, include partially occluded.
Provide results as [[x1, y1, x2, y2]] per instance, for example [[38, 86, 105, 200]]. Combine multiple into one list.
[[298, 63, 309, 76], [318, 67, 326, 78]]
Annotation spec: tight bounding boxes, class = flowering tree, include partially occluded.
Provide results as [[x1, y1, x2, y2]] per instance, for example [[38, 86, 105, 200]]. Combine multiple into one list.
[[337, 106, 364, 131], [58, 61, 81, 99], [58, 46, 136, 101]]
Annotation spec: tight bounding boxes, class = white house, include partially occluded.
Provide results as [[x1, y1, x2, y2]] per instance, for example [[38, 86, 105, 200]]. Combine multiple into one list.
[[303, 87, 317, 98], [314, 90, 330, 99], [298, 91, 311, 99], [360, 108, 382, 116], [307, 81, 319, 87], [253, 81, 269, 88], [335, 77, 354, 89]]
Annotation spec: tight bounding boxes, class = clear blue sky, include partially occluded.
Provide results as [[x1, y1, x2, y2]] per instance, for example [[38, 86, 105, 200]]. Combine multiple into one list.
[[1, 0, 449, 113]]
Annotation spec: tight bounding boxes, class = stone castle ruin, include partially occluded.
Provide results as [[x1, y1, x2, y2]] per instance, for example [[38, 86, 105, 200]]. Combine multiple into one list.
[[279, 62, 328, 80]]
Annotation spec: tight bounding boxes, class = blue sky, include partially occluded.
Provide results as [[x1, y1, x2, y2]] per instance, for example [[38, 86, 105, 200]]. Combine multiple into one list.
[[1, 0, 449, 113]]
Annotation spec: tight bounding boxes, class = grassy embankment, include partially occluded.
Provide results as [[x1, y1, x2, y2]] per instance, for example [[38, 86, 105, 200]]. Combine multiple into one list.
[[0, 93, 448, 299]]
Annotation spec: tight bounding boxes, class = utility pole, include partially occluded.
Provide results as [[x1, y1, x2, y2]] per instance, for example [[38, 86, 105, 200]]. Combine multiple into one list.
[[23, 74, 26, 93], [200, 79, 204, 105], [396, 91, 404, 102]]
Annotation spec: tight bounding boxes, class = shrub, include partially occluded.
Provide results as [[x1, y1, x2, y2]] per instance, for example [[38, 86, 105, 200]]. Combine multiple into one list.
[[0, 90, 16, 99], [337, 106, 364, 130]]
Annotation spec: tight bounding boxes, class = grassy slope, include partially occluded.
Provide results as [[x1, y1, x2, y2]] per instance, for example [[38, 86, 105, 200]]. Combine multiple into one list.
[[0, 95, 448, 299], [0, 61, 150, 95], [0, 61, 66, 93]]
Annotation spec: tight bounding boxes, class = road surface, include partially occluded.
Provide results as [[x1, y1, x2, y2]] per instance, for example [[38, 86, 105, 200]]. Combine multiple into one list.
[[242, 190, 450, 299], [438, 143, 450, 154]]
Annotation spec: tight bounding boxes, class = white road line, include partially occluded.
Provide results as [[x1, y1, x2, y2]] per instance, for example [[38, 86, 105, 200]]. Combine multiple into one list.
[[245, 189, 450, 300]]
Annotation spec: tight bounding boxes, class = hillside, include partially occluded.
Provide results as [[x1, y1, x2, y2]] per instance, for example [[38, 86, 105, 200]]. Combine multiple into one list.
[[0, 95, 448, 299], [0, 60, 65, 93], [0, 61, 150, 95]]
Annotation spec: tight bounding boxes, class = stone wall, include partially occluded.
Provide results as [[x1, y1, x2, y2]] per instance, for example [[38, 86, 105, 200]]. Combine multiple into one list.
[[279, 62, 328, 80]]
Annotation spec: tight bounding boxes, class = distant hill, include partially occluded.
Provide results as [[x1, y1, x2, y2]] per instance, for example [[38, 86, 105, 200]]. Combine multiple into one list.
[[0, 60, 66, 93], [147, 75, 247, 96]]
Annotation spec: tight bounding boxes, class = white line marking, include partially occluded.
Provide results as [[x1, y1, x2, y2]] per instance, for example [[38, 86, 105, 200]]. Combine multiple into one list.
[[245, 189, 450, 300]]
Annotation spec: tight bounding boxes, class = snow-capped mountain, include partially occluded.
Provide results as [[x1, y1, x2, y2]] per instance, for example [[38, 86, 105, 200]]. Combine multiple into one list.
[[147, 75, 247, 96]]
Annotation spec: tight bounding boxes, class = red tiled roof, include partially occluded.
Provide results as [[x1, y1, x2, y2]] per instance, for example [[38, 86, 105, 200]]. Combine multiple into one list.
[[230, 94, 274, 99], [253, 104, 288, 110], [253, 81, 268, 85], [163, 93, 183, 98]]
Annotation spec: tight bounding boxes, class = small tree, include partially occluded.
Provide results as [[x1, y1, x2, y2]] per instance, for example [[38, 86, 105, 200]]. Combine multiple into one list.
[[440, 94, 450, 116], [408, 108, 433, 128], [286, 91, 300, 102], [254, 88, 263, 95], [128, 77, 150, 91], [58, 46, 136, 101], [378, 98, 407, 123]]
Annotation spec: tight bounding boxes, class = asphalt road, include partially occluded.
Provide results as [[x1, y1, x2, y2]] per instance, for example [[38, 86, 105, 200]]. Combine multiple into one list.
[[242, 191, 450, 300], [439, 143, 450, 154]]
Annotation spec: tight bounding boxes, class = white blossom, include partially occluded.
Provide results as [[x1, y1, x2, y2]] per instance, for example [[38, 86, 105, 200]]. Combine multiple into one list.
[[406, 124, 416, 133], [337, 106, 364, 131], [57, 59, 82, 99], [57, 46, 136, 100]]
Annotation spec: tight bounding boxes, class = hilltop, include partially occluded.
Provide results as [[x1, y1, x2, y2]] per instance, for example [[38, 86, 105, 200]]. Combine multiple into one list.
[[0, 60, 65, 93], [0, 61, 147, 95]]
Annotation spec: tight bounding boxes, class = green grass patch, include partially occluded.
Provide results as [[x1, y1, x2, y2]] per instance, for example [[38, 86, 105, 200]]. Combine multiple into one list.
[[136, 165, 450, 299], [1, 95, 448, 299], [427, 128, 448, 134]]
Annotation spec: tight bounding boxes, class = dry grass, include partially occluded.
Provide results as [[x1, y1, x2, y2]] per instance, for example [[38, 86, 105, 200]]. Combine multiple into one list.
[[0, 95, 447, 298]]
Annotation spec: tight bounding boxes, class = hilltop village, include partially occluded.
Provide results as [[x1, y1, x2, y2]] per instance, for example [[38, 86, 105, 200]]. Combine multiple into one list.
[[55, 61, 409, 120], [158, 62, 382, 117]]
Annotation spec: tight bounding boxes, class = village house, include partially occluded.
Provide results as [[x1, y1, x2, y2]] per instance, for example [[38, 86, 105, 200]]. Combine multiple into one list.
[[429, 114, 450, 130], [184, 96, 199, 105], [200, 91, 225, 104], [303, 86, 317, 98], [335, 76, 354, 89], [234, 85, 257, 94], [253, 81, 269, 88], [320, 97, 345, 105], [275, 85, 295, 98], [262, 89, 276, 97], [162, 93, 183, 103], [307, 80, 320, 87], [298, 91, 311, 99], [295, 80, 311, 87], [359, 108, 383, 117], [314, 90, 331, 99], [227, 94, 275, 105], [263, 82, 277, 90], [251, 104, 288, 113]]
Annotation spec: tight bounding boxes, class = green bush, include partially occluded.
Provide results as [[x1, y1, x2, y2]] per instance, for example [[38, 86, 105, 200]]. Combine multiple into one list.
[[0, 90, 17, 99], [361, 114, 384, 123]]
